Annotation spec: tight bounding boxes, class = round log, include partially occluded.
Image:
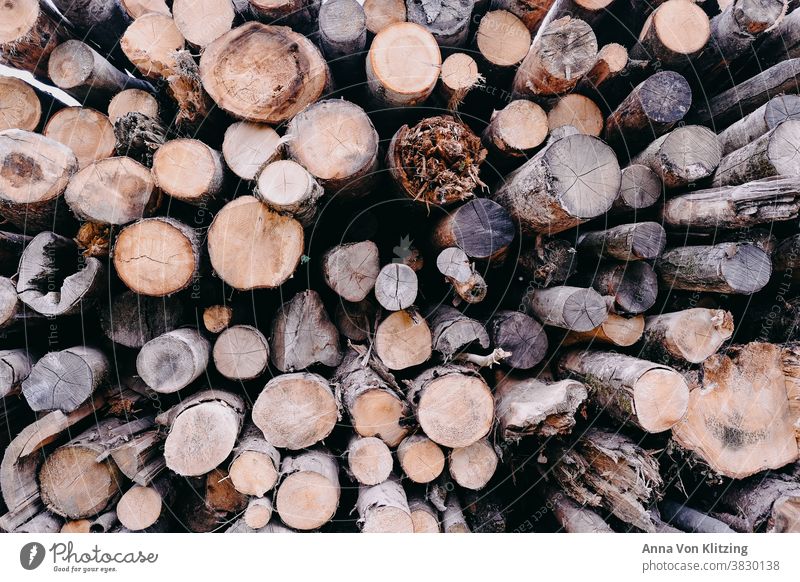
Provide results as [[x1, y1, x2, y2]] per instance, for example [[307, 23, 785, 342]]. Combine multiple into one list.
[[213, 325, 270, 381], [0, 76, 41, 132], [475, 10, 531, 75], [712, 120, 800, 187], [318, 0, 367, 61], [432, 198, 515, 261], [229, 424, 280, 497], [408, 497, 440, 532], [630, 0, 710, 67], [107, 88, 160, 124], [562, 313, 645, 348], [547, 94, 604, 137], [121, 13, 186, 79], [244, 497, 274, 529], [0, 0, 63, 77], [357, 476, 413, 533], [718, 94, 800, 156], [405, 0, 473, 47], [524, 285, 608, 331], [172, 0, 234, 47], [428, 305, 489, 360], [374, 263, 418, 311], [487, 310, 548, 369], [347, 436, 393, 486], [152, 138, 224, 206], [117, 485, 164, 531], [203, 305, 233, 334], [642, 308, 734, 364], [363, 0, 406, 35], [44, 107, 116, 170], [577, 222, 666, 261], [275, 449, 340, 531], [437, 53, 481, 109], [612, 164, 662, 212], [631, 125, 721, 189], [136, 328, 210, 393], [481, 100, 548, 159], [397, 434, 445, 484], [448, 438, 498, 490], [374, 309, 432, 370], [590, 261, 659, 315], [255, 160, 324, 226], [222, 120, 282, 181], [22, 346, 109, 412], [322, 240, 380, 303], [100, 290, 184, 348]]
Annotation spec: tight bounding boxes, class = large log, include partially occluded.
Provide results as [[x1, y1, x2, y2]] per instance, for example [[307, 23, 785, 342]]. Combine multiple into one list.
[[222, 121, 282, 181], [474, 10, 532, 79], [152, 139, 224, 206], [718, 94, 800, 155], [448, 439, 498, 490], [630, 0, 711, 68], [0, 76, 42, 132], [322, 241, 380, 302], [22, 346, 109, 413]]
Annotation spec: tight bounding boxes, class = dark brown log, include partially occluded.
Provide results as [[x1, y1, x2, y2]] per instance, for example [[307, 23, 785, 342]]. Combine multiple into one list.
[[718, 94, 800, 155], [656, 241, 772, 294], [406, 0, 474, 47], [711, 467, 800, 533], [270, 289, 342, 372], [577, 222, 666, 261], [518, 236, 577, 288], [275, 449, 340, 531], [641, 308, 734, 364], [137, 328, 210, 393], [487, 310, 548, 369], [712, 120, 800, 187], [175, 467, 247, 532], [428, 305, 489, 361], [631, 125, 721, 189], [374, 309, 433, 370], [253, 373, 339, 450], [22, 346, 108, 413], [152, 139, 224, 206], [321, 241, 380, 303], [0, 231, 30, 275], [630, 0, 711, 68], [524, 285, 608, 331], [481, 100, 549, 160], [0, 0, 64, 78], [587, 261, 659, 315], [100, 290, 184, 348]]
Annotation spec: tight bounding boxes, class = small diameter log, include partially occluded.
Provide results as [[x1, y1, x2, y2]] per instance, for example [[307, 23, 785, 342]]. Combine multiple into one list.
[[487, 310, 548, 369], [612, 164, 663, 213], [547, 94, 604, 137], [436, 247, 487, 304], [285, 100, 378, 199], [48, 40, 151, 106], [364, 0, 406, 35], [203, 305, 233, 334], [44, 108, 115, 170], [672, 343, 798, 479], [631, 125, 721, 189], [62, 510, 118, 534], [0, 76, 41, 132], [366, 22, 442, 107], [448, 439, 498, 491], [374, 309, 433, 370], [603, 71, 692, 154], [22, 347, 109, 413], [253, 373, 339, 450], [656, 242, 772, 294], [213, 325, 269, 381], [559, 350, 689, 432], [158, 390, 245, 477], [475, 10, 531, 77], [208, 196, 304, 290], [0, 349, 33, 398], [575, 42, 629, 94], [319, 0, 367, 63], [121, 13, 185, 79], [437, 53, 481, 110], [588, 261, 655, 315], [494, 376, 588, 441], [524, 286, 608, 331], [322, 241, 380, 303], [397, 434, 445, 483], [228, 423, 280, 497], [442, 496, 470, 533], [490, 0, 556, 32], [577, 222, 666, 261], [256, 160, 323, 227], [333, 348, 410, 447], [152, 139, 224, 206], [388, 115, 487, 207], [347, 436, 393, 486], [113, 217, 200, 297], [65, 156, 160, 225], [0, 129, 78, 232], [357, 476, 413, 533], [270, 290, 342, 372], [117, 480, 171, 531], [0, 0, 63, 77], [518, 237, 576, 288], [172, 0, 234, 47], [511, 16, 598, 99], [712, 120, 800, 187], [630, 0, 710, 67], [548, 489, 613, 533], [428, 305, 489, 361], [408, 365, 494, 448], [481, 100, 549, 160], [335, 298, 377, 342], [562, 314, 645, 348], [107, 89, 160, 125], [408, 496, 440, 532], [222, 121, 282, 181], [100, 291, 184, 348], [374, 263, 419, 311], [661, 175, 800, 231], [718, 95, 800, 155], [660, 500, 735, 534], [200, 22, 329, 123], [275, 449, 340, 531], [243, 498, 274, 529], [432, 198, 515, 262], [137, 328, 210, 393], [406, 0, 473, 47], [492, 133, 620, 235], [17, 232, 104, 317], [692, 59, 800, 129]]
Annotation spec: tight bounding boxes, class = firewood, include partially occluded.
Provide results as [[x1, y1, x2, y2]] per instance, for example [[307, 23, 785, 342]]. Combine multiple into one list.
[[113, 111, 167, 165], [357, 475, 413, 532], [559, 350, 689, 432], [116, 478, 173, 531], [107, 89, 159, 125], [656, 241, 772, 294], [546, 94, 603, 138], [255, 160, 323, 226], [50, 0, 132, 58], [0, 349, 32, 398], [550, 428, 663, 532], [671, 342, 798, 479], [121, 13, 186, 79], [524, 285, 608, 331], [0, 129, 78, 231], [367, 22, 442, 107], [100, 290, 184, 348], [17, 232, 104, 316], [436, 247, 488, 304], [203, 305, 233, 334], [442, 495, 471, 532], [228, 423, 280, 497], [253, 373, 339, 450], [347, 435, 393, 486], [492, 132, 620, 235], [511, 16, 598, 99], [495, 375, 588, 441], [718, 94, 800, 155], [575, 42, 629, 95], [22, 346, 108, 413], [65, 157, 161, 225], [397, 433, 446, 485], [586, 261, 659, 315], [333, 347, 410, 446], [176, 467, 247, 532], [120, 0, 171, 19], [518, 237, 576, 288], [108, 422, 165, 485], [663, 175, 800, 231], [408, 364, 494, 448], [490, 0, 555, 32], [405, 0, 473, 47], [207, 196, 304, 290], [248, 0, 316, 27], [270, 290, 342, 371], [481, 99, 549, 159], [137, 328, 210, 393], [61, 509, 119, 534], [660, 500, 735, 533], [432, 198, 515, 262], [0, 277, 41, 333], [428, 305, 489, 361], [711, 467, 800, 533], [631, 125, 721, 189], [43, 107, 115, 170], [319, 0, 367, 65], [448, 439, 498, 491], [0, 0, 64, 78], [474, 10, 531, 79], [113, 217, 200, 297], [243, 497, 273, 529], [322, 241, 380, 302], [152, 139, 224, 206], [630, 0, 711, 67], [612, 164, 663, 213], [275, 448, 340, 531], [0, 76, 42, 132], [213, 325, 269, 381], [374, 309, 433, 370], [578, 222, 666, 261], [335, 298, 377, 342], [221, 121, 282, 181], [408, 496, 440, 532], [713, 120, 800, 187], [436, 53, 481, 110], [561, 313, 645, 348], [172, 0, 234, 48], [200, 22, 329, 123], [374, 263, 419, 311], [157, 389, 245, 476], [547, 489, 613, 533], [487, 310, 548, 369]]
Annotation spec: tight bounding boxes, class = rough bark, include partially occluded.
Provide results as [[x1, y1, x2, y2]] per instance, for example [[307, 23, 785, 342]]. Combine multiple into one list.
[[631, 125, 722, 189], [524, 285, 608, 331]]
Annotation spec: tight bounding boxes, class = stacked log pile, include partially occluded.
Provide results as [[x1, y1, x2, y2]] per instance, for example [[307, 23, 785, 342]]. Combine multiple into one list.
[[0, 0, 799, 534]]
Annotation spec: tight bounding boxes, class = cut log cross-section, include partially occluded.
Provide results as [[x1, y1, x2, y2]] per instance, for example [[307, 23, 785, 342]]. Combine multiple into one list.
[[0, 0, 64, 78], [136, 328, 210, 394], [256, 160, 324, 226], [481, 100, 549, 160], [374, 309, 433, 370], [213, 325, 270, 381], [357, 476, 413, 533], [630, 0, 711, 68], [275, 449, 340, 531], [632, 125, 722, 189], [642, 309, 734, 364], [487, 310, 548, 370], [44, 108, 116, 170], [152, 139, 224, 206], [347, 436, 393, 486], [524, 285, 608, 331], [397, 434, 445, 484], [322, 241, 380, 303], [228, 423, 280, 497]]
